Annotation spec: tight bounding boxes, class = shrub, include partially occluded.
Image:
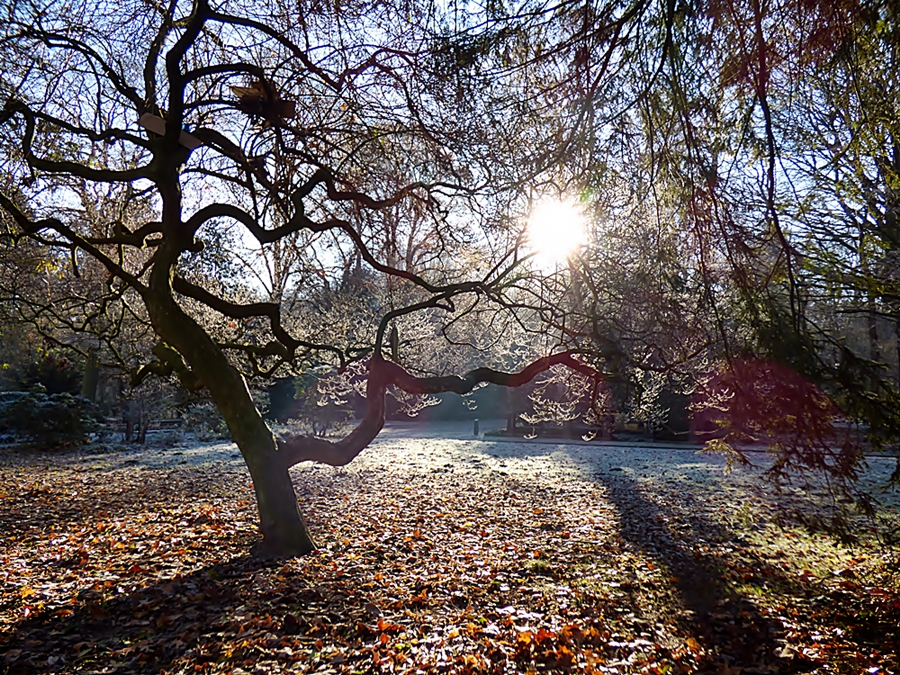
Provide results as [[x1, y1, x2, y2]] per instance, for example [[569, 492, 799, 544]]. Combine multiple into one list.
[[0, 391, 102, 447], [182, 401, 230, 440], [0, 391, 28, 436], [17, 351, 82, 395]]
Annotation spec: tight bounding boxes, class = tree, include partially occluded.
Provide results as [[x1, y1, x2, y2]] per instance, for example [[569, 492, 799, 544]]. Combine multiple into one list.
[[618, 0, 900, 502], [6, 0, 896, 555], [0, 0, 610, 556]]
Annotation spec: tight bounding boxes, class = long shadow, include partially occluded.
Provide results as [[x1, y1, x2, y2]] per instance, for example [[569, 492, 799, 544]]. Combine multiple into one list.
[[0, 554, 367, 674], [586, 465, 822, 673], [2, 538, 412, 673], [464, 438, 822, 672]]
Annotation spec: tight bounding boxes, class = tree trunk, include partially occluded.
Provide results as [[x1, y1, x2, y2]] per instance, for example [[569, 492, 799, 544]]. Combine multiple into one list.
[[227, 400, 316, 556], [216, 395, 317, 557], [144, 288, 316, 557], [124, 400, 137, 442], [81, 347, 99, 401], [204, 380, 317, 556], [137, 407, 149, 445], [244, 444, 316, 557], [896, 314, 900, 385]]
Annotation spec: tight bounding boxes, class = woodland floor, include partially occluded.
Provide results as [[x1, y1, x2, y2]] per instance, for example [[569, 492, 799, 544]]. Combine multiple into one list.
[[1, 421, 899, 675]]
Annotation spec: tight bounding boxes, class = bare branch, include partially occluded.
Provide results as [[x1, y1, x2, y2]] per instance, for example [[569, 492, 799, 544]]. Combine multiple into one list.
[[277, 352, 599, 468], [3, 100, 150, 182], [171, 275, 346, 365], [0, 192, 147, 292]]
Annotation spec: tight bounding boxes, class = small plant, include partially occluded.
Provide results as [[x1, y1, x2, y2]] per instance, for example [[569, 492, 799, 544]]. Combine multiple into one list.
[[733, 501, 755, 528], [524, 558, 555, 576]]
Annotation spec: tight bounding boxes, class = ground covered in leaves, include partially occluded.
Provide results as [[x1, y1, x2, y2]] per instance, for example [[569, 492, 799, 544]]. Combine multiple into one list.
[[1, 422, 898, 674]]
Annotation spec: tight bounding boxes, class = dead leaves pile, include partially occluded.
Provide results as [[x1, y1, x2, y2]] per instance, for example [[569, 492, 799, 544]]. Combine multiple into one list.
[[0, 442, 897, 674]]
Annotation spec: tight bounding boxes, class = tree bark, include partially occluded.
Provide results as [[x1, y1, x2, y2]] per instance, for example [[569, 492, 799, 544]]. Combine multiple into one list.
[[242, 432, 316, 557], [144, 286, 316, 556]]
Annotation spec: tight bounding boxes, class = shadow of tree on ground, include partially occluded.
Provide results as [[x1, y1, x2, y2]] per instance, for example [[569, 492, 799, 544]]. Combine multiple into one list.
[[587, 467, 820, 673], [1, 554, 389, 674], [2, 438, 893, 674]]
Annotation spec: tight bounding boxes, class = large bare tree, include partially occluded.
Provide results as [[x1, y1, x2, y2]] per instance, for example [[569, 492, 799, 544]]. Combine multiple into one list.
[[0, 0, 615, 555]]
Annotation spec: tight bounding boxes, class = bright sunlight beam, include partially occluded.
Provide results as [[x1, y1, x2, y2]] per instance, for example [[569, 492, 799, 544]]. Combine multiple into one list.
[[526, 199, 587, 269]]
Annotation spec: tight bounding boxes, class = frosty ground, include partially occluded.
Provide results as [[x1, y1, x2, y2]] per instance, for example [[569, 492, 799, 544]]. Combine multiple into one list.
[[1, 421, 898, 674]]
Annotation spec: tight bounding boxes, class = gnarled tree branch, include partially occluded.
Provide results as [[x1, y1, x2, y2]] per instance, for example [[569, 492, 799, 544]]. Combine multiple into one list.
[[277, 352, 599, 468]]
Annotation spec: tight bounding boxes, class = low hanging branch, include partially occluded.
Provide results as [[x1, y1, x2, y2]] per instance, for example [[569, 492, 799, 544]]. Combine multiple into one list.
[[131, 341, 204, 392], [171, 275, 347, 366], [277, 352, 600, 468], [378, 351, 599, 395]]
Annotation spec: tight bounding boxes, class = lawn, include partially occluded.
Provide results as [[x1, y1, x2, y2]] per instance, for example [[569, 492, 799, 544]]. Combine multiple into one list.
[[1, 426, 898, 674]]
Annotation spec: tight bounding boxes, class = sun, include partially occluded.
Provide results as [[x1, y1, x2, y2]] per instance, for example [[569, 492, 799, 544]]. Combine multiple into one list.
[[526, 199, 587, 269]]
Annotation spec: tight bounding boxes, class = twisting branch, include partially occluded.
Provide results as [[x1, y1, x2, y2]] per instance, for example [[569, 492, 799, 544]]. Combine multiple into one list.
[[184, 201, 487, 296], [2, 101, 151, 182], [142, 0, 179, 112], [183, 62, 269, 86], [373, 293, 460, 358], [299, 167, 429, 211], [0, 192, 147, 292], [380, 350, 600, 396], [163, 0, 210, 129], [171, 275, 346, 366], [277, 352, 600, 468], [83, 220, 164, 247]]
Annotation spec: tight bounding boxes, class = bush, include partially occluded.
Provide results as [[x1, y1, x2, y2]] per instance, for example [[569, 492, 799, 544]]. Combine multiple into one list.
[[17, 351, 82, 395], [0, 391, 28, 436], [0, 391, 102, 447], [182, 401, 230, 440]]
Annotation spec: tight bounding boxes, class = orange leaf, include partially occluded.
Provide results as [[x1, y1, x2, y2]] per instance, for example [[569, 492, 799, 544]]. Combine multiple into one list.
[[556, 643, 575, 666], [535, 627, 557, 644], [559, 624, 584, 643], [377, 618, 399, 632]]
